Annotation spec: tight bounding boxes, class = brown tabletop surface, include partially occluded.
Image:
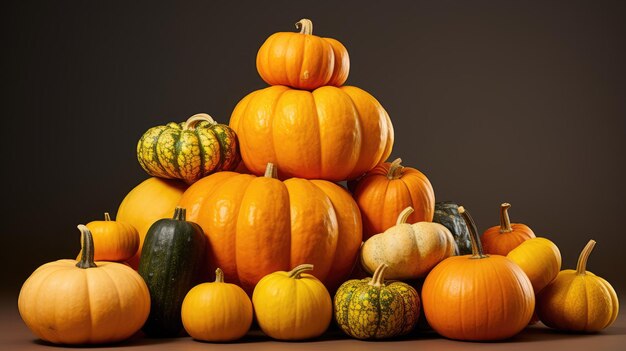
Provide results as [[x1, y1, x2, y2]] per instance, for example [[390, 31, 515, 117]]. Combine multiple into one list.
[[2, 296, 624, 351]]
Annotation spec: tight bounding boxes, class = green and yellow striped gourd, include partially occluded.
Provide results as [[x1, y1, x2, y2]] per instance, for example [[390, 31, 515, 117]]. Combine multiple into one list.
[[137, 113, 240, 184], [334, 263, 420, 339]]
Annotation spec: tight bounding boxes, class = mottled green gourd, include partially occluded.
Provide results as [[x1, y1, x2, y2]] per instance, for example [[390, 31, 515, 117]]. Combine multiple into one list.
[[334, 263, 420, 339], [433, 201, 472, 255], [137, 113, 240, 184]]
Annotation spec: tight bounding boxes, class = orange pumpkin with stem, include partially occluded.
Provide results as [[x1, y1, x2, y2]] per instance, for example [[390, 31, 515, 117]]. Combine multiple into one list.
[[352, 158, 435, 239], [229, 85, 394, 181], [178, 163, 362, 293], [256, 18, 349, 90], [422, 206, 535, 341], [481, 202, 535, 255], [76, 212, 139, 262]]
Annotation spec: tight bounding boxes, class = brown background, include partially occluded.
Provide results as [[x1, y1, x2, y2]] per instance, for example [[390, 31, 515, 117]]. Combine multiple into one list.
[[1, 0, 625, 314]]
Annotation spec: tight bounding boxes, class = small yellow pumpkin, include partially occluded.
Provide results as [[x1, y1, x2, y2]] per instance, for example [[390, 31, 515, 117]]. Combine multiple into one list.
[[537, 240, 619, 332], [507, 237, 561, 294], [360, 207, 456, 279], [252, 264, 332, 340], [18, 225, 150, 344], [76, 212, 139, 262], [181, 268, 252, 342]]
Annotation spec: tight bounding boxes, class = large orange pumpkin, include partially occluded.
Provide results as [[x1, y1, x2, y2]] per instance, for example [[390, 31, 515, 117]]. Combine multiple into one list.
[[352, 158, 435, 239], [257, 18, 349, 90], [117, 177, 187, 269], [178, 163, 362, 293], [230, 85, 394, 181], [422, 206, 535, 341]]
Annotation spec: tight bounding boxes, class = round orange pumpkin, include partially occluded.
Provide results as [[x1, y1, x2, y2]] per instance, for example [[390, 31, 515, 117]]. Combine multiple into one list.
[[256, 18, 349, 90], [178, 163, 362, 293], [352, 158, 435, 239], [422, 206, 535, 341], [76, 212, 139, 262], [117, 177, 187, 269], [230, 85, 394, 181], [481, 202, 535, 255]]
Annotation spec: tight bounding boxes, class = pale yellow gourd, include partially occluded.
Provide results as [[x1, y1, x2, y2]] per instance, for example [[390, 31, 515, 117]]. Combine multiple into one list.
[[360, 207, 456, 279], [537, 240, 619, 332]]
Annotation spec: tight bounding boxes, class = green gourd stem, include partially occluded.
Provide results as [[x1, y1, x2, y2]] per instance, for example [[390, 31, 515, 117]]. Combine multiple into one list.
[[458, 206, 488, 259], [264, 163, 278, 178], [369, 263, 388, 287], [296, 19, 313, 35], [76, 225, 97, 269], [104, 212, 111, 221], [387, 158, 404, 179], [288, 264, 314, 278], [183, 113, 216, 130], [173, 207, 186, 221], [499, 203, 513, 233], [576, 240, 596, 275], [396, 207, 414, 225], [215, 268, 225, 283]]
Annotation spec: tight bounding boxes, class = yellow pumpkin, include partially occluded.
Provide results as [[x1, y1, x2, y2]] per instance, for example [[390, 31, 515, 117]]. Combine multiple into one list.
[[507, 237, 561, 294], [361, 207, 456, 279], [256, 18, 349, 90], [76, 212, 139, 262], [537, 240, 619, 332], [181, 268, 252, 342], [252, 264, 332, 340], [18, 225, 150, 344], [117, 177, 187, 269], [230, 85, 394, 181]]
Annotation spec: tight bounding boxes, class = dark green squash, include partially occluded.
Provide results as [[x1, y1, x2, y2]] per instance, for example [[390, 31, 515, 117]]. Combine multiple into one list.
[[334, 263, 420, 339], [138, 207, 206, 337], [433, 201, 472, 255]]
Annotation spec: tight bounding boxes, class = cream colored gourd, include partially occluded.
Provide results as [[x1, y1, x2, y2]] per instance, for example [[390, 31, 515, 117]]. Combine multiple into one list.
[[360, 207, 456, 280]]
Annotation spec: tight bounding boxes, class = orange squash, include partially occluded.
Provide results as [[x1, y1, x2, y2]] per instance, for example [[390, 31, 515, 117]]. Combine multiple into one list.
[[352, 158, 435, 239], [76, 212, 139, 262], [256, 18, 349, 90], [230, 85, 394, 181], [178, 163, 362, 293], [422, 206, 535, 341], [481, 203, 535, 255], [117, 177, 187, 269]]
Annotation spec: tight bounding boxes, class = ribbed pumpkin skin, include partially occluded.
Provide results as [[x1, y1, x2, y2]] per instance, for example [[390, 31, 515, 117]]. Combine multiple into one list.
[[252, 265, 332, 340], [334, 266, 420, 339], [117, 177, 187, 269], [422, 255, 534, 340], [137, 115, 240, 184], [18, 227, 150, 345], [353, 159, 435, 239], [256, 19, 349, 90], [138, 208, 206, 337], [433, 202, 472, 255], [177, 167, 362, 294], [79, 213, 139, 262], [230, 85, 394, 181]]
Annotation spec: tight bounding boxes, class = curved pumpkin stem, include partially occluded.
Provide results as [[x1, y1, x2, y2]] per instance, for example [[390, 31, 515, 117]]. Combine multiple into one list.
[[288, 264, 314, 279], [264, 163, 278, 179], [499, 203, 513, 233], [369, 263, 388, 287], [215, 268, 225, 283], [173, 207, 186, 221], [183, 113, 216, 130], [296, 18, 313, 35], [76, 225, 97, 269], [387, 158, 404, 180], [103, 212, 112, 221], [458, 206, 488, 259], [396, 207, 414, 225], [576, 240, 596, 275]]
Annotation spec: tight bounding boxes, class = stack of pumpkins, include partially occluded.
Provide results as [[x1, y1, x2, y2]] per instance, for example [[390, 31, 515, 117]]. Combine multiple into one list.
[[17, 18, 619, 346]]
